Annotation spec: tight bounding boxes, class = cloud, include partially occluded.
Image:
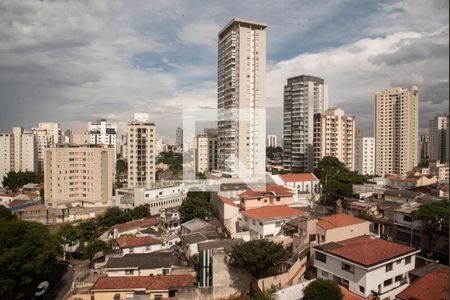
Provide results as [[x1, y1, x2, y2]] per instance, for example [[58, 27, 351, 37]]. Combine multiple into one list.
[[178, 20, 220, 48]]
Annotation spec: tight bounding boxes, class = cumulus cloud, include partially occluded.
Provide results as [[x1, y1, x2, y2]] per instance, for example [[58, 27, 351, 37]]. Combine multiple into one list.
[[0, 0, 447, 140]]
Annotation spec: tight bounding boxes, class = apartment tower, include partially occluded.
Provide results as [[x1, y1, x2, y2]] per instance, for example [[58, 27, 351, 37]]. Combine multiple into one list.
[[283, 75, 328, 172], [217, 18, 267, 177], [127, 113, 156, 187], [313, 108, 355, 170], [428, 115, 448, 163], [374, 86, 419, 176], [194, 128, 218, 174], [355, 137, 375, 175], [88, 119, 117, 149], [175, 127, 183, 147], [266, 135, 277, 148], [44, 144, 115, 207]]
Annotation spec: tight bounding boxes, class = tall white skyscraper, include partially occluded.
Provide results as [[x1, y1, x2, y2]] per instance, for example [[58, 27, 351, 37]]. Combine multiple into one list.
[[374, 86, 419, 176], [313, 108, 355, 170], [355, 137, 375, 175], [283, 75, 328, 172], [0, 127, 36, 186], [266, 135, 277, 148], [217, 18, 267, 177], [127, 113, 156, 188], [428, 115, 448, 163]]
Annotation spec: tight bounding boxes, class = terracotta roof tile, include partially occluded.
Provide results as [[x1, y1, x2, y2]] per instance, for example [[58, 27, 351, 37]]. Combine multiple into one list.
[[239, 185, 294, 199], [218, 195, 239, 208], [324, 235, 418, 266], [339, 285, 366, 300], [17, 204, 47, 212], [112, 217, 159, 233], [279, 173, 319, 182], [91, 274, 194, 291], [397, 269, 449, 300], [317, 214, 368, 230], [241, 205, 305, 220], [116, 236, 162, 248]]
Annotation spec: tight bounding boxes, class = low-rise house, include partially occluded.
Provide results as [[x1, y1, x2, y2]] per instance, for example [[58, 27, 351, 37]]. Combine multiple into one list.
[[292, 213, 371, 252], [387, 175, 437, 190], [396, 269, 448, 300], [314, 235, 420, 300], [103, 252, 189, 277], [429, 160, 449, 181], [352, 184, 386, 200], [213, 195, 240, 236], [157, 208, 181, 232], [180, 232, 210, 258], [0, 193, 19, 206], [238, 185, 294, 210], [271, 173, 321, 206], [239, 205, 305, 239], [383, 190, 419, 203], [14, 204, 106, 224], [115, 236, 162, 254], [180, 218, 217, 236], [107, 217, 159, 239], [90, 274, 194, 300]]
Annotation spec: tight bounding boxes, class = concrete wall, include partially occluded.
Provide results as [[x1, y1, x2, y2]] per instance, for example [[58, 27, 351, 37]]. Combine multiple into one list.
[[122, 244, 162, 254], [257, 255, 307, 291], [319, 222, 371, 244]]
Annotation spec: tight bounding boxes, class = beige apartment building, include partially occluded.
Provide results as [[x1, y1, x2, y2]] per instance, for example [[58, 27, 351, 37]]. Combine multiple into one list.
[[127, 113, 156, 188], [44, 144, 115, 208], [32, 123, 61, 174], [375, 87, 419, 176], [194, 128, 217, 174], [313, 108, 355, 170], [0, 127, 36, 186], [217, 18, 267, 177], [428, 114, 448, 163], [355, 137, 375, 175]]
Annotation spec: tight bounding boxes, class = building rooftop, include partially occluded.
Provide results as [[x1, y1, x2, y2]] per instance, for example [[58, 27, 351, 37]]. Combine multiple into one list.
[[279, 173, 319, 182], [317, 213, 368, 230], [218, 195, 239, 208], [111, 217, 159, 233], [315, 235, 418, 267], [103, 252, 183, 270], [180, 232, 209, 245], [396, 269, 449, 300], [116, 236, 162, 248], [197, 238, 244, 252], [241, 205, 305, 220], [180, 218, 211, 232], [91, 274, 193, 291], [239, 185, 294, 199]]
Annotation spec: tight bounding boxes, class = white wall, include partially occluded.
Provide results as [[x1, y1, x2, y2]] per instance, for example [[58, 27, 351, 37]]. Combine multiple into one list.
[[122, 244, 162, 254]]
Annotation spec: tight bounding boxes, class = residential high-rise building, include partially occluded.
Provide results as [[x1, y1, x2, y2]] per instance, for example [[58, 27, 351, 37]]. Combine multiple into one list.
[[195, 128, 218, 174], [283, 75, 328, 172], [419, 135, 429, 162], [266, 135, 277, 148], [313, 108, 355, 170], [127, 113, 156, 188], [217, 18, 267, 177], [355, 137, 375, 175], [428, 115, 448, 163], [63, 129, 73, 144], [88, 119, 117, 150], [44, 144, 115, 208], [32, 128, 51, 174], [374, 86, 419, 176], [0, 127, 36, 186], [175, 127, 183, 147], [355, 128, 364, 139], [37, 122, 62, 144]]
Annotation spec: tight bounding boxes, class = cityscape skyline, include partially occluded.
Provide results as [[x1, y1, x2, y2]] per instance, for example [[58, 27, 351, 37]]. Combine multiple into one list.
[[0, 1, 448, 141]]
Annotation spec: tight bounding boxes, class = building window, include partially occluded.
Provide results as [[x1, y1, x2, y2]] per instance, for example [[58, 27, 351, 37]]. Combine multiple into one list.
[[405, 256, 411, 264], [154, 295, 163, 300], [386, 263, 393, 272], [359, 286, 365, 294], [384, 278, 392, 287], [395, 275, 403, 282], [315, 251, 326, 263], [321, 270, 329, 278], [125, 270, 134, 275], [341, 262, 355, 274]]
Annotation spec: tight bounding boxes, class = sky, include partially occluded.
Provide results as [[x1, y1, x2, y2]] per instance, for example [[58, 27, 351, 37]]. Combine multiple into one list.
[[0, 0, 448, 143]]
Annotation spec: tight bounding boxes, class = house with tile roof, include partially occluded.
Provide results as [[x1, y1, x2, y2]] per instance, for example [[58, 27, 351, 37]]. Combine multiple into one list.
[[115, 236, 163, 254], [291, 213, 371, 253], [314, 235, 420, 300], [395, 269, 448, 300], [270, 173, 321, 206], [107, 217, 159, 239], [238, 185, 295, 210], [213, 195, 240, 236], [90, 274, 194, 300], [239, 205, 305, 239]]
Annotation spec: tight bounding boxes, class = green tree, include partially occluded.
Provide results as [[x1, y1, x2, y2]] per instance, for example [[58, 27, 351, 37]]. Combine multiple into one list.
[[129, 204, 150, 220], [229, 240, 291, 278], [0, 205, 17, 221], [266, 146, 282, 160], [303, 279, 343, 300], [58, 224, 79, 260], [314, 156, 365, 199], [98, 207, 132, 227], [85, 239, 108, 266], [116, 159, 127, 174], [2, 171, 43, 192], [77, 220, 100, 242], [355, 212, 371, 220], [0, 220, 58, 299], [179, 192, 213, 222], [412, 200, 449, 250]]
